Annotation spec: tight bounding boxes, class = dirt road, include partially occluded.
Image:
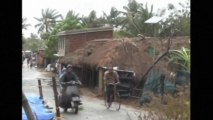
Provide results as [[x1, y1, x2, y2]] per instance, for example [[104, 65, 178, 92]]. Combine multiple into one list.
[[22, 60, 145, 120]]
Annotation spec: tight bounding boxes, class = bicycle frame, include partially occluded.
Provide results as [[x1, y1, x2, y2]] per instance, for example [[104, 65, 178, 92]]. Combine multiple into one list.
[[104, 83, 121, 111]]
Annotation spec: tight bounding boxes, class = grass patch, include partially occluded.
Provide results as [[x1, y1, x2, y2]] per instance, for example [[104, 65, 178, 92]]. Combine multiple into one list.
[[138, 86, 190, 120]]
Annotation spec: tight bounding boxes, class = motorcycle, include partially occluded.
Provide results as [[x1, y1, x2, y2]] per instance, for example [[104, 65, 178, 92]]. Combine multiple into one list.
[[58, 81, 82, 114]]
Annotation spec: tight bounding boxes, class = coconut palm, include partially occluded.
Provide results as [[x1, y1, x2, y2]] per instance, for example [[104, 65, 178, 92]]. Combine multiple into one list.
[[159, 0, 190, 37], [34, 8, 63, 34], [119, 0, 155, 37], [80, 10, 103, 28], [44, 12, 83, 59], [103, 7, 121, 27], [66, 10, 80, 20], [22, 18, 31, 30], [133, 3, 156, 36], [119, 0, 141, 30]]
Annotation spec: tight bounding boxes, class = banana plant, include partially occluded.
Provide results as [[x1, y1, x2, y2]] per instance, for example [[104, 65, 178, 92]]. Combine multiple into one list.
[[169, 47, 190, 73]]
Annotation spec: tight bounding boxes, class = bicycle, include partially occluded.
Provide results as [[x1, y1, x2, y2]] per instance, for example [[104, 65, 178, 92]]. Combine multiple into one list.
[[104, 82, 121, 111]]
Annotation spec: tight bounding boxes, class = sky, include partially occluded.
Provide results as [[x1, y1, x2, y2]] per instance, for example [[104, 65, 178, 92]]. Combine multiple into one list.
[[22, 0, 188, 38]]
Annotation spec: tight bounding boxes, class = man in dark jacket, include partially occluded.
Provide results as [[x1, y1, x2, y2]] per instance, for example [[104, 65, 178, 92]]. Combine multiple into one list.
[[60, 64, 82, 94]]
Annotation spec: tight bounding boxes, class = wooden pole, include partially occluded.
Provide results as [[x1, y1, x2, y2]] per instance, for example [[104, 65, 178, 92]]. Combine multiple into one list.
[[52, 76, 61, 118], [38, 79, 43, 99], [160, 74, 165, 103], [22, 91, 36, 120]]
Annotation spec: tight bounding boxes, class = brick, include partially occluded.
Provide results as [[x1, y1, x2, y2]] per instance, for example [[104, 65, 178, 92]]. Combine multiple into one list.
[[63, 30, 113, 53]]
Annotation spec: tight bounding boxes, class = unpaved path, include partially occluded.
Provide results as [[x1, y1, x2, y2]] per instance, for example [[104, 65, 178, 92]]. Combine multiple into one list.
[[22, 60, 145, 120]]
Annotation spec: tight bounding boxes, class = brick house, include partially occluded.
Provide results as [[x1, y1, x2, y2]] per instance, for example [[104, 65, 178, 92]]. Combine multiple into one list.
[[56, 27, 113, 57]]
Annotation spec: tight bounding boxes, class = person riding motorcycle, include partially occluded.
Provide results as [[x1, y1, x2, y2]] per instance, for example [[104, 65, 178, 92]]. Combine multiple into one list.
[[103, 66, 120, 103], [59, 64, 82, 112], [59, 64, 82, 94]]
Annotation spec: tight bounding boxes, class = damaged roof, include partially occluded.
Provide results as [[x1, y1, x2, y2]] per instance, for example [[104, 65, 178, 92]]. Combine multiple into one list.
[[60, 36, 190, 81]]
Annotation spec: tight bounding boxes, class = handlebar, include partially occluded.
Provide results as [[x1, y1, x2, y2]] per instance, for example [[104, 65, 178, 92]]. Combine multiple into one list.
[[106, 82, 120, 85], [61, 81, 80, 85]]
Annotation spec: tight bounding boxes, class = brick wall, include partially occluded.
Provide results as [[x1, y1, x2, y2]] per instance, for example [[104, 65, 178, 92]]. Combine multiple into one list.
[[65, 30, 113, 54]]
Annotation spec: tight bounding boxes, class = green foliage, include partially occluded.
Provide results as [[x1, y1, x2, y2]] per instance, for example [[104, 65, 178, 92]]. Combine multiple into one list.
[[43, 36, 58, 58], [34, 8, 63, 34], [30, 33, 39, 40], [30, 0, 190, 59], [43, 13, 83, 59], [103, 7, 121, 27], [66, 10, 80, 20], [169, 47, 190, 73], [113, 30, 134, 38], [159, 0, 190, 37], [40, 32, 51, 41], [140, 70, 177, 106], [140, 93, 190, 120], [81, 10, 105, 28], [164, 95, 190, 120], [119, 0, 155, 37], [22, 36, 43, 52]]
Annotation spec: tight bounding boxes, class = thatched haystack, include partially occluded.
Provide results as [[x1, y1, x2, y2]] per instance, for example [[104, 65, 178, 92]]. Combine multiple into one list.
[[60, 36, 190, 83]]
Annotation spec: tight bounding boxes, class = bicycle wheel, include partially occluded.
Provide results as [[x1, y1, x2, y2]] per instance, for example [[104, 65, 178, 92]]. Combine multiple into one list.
[[112, 92, 121, 111], [104, 91, 111, 109]]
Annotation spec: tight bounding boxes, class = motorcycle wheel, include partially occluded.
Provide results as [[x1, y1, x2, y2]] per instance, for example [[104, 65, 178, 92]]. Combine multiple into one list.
[[71, 101, 79, 114]]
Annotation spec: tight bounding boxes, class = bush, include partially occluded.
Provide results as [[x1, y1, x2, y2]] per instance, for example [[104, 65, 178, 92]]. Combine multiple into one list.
[[139, 86, 190, 120]]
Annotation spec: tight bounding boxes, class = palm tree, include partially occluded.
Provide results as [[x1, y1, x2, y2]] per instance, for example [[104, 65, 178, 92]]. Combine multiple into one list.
[[22, 18, 31, 30], [134, 3, 155, 36], [159, 0, 190, 37], [103, 7, 121, 27], [119, 0, 141, 28], [49, 10, 83, 34], [81, 10, 103, 28], [66, 10, 80, 20], [119, 0, 155, 37], [22, 18, 31, 44], [34, 8, 63, 34], [44, 13, 83, 59]]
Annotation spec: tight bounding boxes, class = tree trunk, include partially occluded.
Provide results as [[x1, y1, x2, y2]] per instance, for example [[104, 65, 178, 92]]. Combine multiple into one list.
[[22, 91, 36, 120], [136, 51, 169, 88], [136, 37, 172, 88]]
